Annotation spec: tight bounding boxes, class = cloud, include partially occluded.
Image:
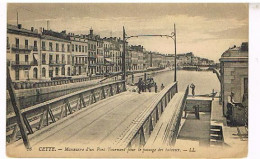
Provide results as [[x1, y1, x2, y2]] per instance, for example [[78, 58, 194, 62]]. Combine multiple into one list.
[[7, 3, 248, 62]]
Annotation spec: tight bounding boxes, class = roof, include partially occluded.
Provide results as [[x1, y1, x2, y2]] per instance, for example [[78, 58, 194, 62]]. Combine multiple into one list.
[[41, 35, 70, 43], [7, 24, 39, 37]]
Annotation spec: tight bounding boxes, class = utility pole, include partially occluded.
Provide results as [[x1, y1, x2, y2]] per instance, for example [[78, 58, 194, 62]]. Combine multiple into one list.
[[122, 26, 126, 80], [17, 11, 18, 26], [174, 23, 177, 82]]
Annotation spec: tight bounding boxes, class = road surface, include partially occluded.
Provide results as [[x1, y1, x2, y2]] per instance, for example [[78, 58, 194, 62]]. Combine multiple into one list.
[[10, 91, 159, 150]]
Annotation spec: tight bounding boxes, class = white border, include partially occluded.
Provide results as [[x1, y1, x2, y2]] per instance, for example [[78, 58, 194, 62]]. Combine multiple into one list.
[[1, 1, 260, 159]]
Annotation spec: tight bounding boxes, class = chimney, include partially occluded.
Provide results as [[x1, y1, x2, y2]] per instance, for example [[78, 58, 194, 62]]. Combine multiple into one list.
[[90, 28, 93, 36], [47, 20, 50, 30], [31, 27, 34, 32], [17, 24, 22, 29], [39, 27, 43, 35]]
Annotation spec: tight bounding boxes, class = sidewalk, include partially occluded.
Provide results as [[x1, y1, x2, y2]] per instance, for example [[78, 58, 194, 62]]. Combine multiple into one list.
[[210, 99, 248, 148]]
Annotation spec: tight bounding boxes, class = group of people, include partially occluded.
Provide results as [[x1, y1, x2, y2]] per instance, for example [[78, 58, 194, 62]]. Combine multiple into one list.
[[137, 78, 165, 94]]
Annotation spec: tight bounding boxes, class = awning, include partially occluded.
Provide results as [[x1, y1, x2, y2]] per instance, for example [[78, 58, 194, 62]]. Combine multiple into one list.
[[33, 53, 39, 61], [105, 58, 112, 62]]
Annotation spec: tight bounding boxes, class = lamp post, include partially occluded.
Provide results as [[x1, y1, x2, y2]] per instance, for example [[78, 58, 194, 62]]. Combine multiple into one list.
[[122, 27, 126, 81], [174, 23, 177, 82], [122, 24, 177, 82]]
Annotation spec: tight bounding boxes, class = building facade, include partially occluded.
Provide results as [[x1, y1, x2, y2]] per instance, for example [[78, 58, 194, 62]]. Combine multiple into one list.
[[41, 29, 72, 80], [7, 24, 40, 81], [69, 34, 88, 76], [86, 29, 97, 75], [219, 42, 248, 120], [7, 23, 216, 82]]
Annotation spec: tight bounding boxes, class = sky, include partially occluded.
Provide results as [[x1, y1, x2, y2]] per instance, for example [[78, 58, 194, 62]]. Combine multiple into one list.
[[7, 3, 248, 62]]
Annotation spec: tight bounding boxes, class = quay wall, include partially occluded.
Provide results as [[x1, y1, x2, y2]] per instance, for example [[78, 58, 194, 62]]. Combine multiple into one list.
[[6, 69, 171, 114], [186, 97, 212, 112]]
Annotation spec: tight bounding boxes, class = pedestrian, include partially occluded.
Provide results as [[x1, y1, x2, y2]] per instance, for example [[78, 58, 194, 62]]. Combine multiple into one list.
[[137, 78, 143, 94], [161, 83, 165, 90], [141, 80, 145, 92], [227, 92, 236, 125], [154, 83, 158, 93], [190, 83, 195, 97], [143, 80, 146, 92], [148, 81, 152, 92]]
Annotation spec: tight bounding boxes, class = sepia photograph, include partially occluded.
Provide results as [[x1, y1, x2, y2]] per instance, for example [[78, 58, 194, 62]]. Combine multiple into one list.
[[5, 3, 249, 158]]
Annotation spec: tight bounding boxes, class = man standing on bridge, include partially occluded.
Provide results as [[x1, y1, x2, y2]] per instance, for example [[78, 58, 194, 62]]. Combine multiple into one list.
[[137, 78, 143, 94], [190, 83, 195, 97]]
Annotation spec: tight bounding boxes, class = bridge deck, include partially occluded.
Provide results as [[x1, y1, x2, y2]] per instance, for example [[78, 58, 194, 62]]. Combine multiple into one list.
[[8, 91, 159, 150]]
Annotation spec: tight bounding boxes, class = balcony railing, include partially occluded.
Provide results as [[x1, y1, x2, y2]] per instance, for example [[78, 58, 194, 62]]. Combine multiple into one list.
[[88, 55, 96, 58], [97, 62, 104, 65], [89, 63, 97, 67], [33, 47, 38, 51], [11, 61, 38, 67], [104, 55, 112, 58], [49, 60, 66, 65], [41, 47, 46, 51], [11, 44, 33, 52], [74, 62, 85, 65]]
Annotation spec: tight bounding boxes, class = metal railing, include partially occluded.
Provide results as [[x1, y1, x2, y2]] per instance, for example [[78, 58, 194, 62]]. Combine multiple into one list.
[[164, 85, 189, 146], [6, 80, 126, 144], [115, 82, 178, 148], [74, 61, 86, 65], [11, 44, 34, 51], [49, 60, 66, 65], [11, 61, 38, 66], [33, 47, 38, 51], [11, 75, 106, 90]]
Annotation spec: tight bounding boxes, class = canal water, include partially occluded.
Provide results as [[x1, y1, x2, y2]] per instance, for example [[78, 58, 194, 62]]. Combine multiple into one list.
[[152, 70, 220, 96]]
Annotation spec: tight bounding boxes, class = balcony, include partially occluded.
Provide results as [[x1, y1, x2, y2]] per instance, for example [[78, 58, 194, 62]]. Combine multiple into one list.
[[42, 61, 47, 65], [11, 44, 33, 53], [49, 60, 66, 66], [42, 47, 46, 51], [11, 61, 38, 67], [88, 63, 97, 67], [74, 61, 86, 65], [96, 62, 104, 65], [104, 48, 110, 52], [104, 55, 112, 58], [88, 55, 96, 59], [7, 43, 10, 49], [33, 47, 38, 51]]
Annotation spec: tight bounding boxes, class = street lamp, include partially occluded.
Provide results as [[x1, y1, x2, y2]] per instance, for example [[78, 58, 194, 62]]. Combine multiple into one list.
[[122, 24, 177, 82]]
